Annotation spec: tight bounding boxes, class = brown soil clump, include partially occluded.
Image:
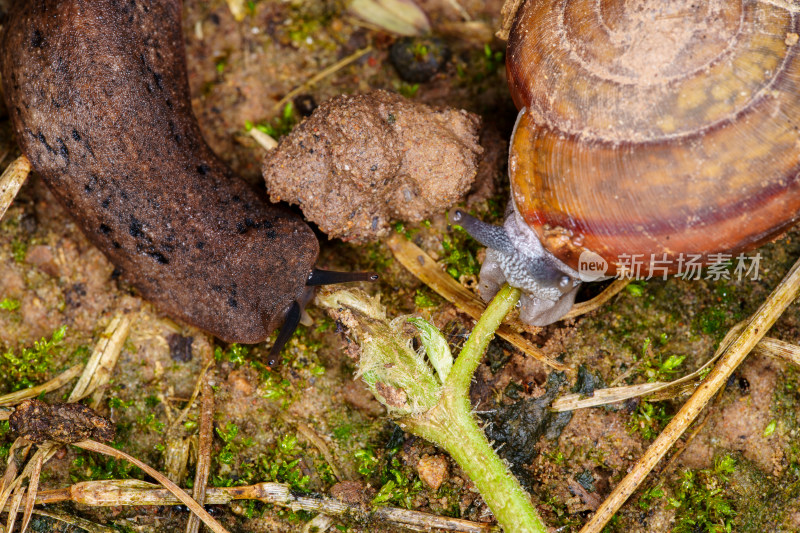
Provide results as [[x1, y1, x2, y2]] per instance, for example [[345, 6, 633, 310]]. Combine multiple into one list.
[[263, 90, 482, 243]]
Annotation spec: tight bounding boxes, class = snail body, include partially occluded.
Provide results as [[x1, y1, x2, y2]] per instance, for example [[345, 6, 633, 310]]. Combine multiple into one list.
[[457, 0, 800, 325], [1, 0, 369, 357]]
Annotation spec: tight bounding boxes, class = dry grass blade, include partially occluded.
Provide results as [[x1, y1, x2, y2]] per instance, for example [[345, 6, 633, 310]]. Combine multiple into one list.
[[287, 417, 343, 481], [73, 440, 229, 533], [303, 514, 333, 533], [39, 479, 495, 532], [5, 487, 24, 532], [163, 437, 191, 485], [0, 442, 54, 520], [0, 365, 83, 407], [225, 0, 246, 21], [168, 358, 213, 435], [754, 337, 800, 365], [248, 128, 278, 152], [19, 451, 42, 533], [349, 0, 430, 36], [273, 46, 372, 113], [562, 279, 630, 320], [186, 335, 215, 533], [0, 439, 32, 508], [387, 234, 567, 370], [68, 314, 131, 404], [0, 155, 31, 221], [32, 509, 116, 533], [580, 255, 800, 533], [552, 324, 745, 411]]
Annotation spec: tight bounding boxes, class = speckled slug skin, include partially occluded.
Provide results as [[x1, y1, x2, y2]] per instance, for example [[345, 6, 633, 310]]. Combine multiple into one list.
[[506, 0, 800, 275], [1, 0, 319, 343]]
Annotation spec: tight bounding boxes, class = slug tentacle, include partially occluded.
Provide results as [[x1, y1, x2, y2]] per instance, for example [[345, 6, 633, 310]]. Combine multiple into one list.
[[306, 269, 379, 286], [266, 301, 303, 368]]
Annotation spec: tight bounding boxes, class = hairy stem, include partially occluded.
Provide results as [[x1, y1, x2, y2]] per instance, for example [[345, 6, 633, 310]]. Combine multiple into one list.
[[400, 284, 547, 533]]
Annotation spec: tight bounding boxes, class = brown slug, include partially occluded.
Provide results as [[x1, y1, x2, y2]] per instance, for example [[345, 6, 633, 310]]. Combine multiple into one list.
[[453, 0, 800, 326], [1, 0, 373, 362]]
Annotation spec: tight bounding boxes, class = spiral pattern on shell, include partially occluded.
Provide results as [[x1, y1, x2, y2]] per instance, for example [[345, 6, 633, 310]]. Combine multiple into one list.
[[507, 0, 800, 275]]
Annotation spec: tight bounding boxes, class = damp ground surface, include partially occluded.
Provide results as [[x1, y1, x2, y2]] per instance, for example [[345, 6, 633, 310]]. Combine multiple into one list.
[[1, 1, 800, 532]]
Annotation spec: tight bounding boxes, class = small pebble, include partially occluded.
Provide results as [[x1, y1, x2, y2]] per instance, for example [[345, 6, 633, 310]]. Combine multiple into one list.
[[417, 454, 448, 490]]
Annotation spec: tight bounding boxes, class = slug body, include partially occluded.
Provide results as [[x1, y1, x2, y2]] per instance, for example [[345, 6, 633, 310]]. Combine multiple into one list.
[[1, 0, 319, 344], [459, 0, 800, 325]]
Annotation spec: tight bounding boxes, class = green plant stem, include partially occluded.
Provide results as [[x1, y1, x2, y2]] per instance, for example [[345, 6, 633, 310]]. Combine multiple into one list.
[[447, 284, 521, 396], [400, 284, 547, 533]]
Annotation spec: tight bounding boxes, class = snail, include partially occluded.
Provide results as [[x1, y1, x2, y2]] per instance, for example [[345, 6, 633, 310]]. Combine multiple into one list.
[[1, 0, 375, 364], [452, 0, 800, 325]]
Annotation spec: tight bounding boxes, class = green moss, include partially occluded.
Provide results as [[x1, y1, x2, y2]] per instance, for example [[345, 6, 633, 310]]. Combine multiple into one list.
[[211, 429, 323, 493], [441, 227, 481, 280], [246, 102, 297, 140], [414, 288, 439, 309], [372, 455, 423, 509], [637, 484, 665, 510], [1, 325, 67, 391], [70, 446, 144, 482], [398, 82, 420, 98], [456, 44, 505, 85], [0, 298, 20, 311], [669, 455, 737, 533], [214, 343, 249, 365], [628, 401, 672, 441], [10, 237, 27, 263]]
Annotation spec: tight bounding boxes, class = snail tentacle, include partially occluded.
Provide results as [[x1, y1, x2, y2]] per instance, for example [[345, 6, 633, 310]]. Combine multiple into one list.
[[473, 202, 583, 326], [449, 208, 515, 255]]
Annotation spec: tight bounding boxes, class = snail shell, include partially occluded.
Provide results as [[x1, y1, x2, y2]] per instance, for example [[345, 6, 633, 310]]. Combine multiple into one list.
[[456, 0, 800, 325]]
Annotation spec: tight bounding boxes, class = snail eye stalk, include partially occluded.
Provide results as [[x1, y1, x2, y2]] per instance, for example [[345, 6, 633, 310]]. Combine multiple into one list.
[[449, 208, 514, 255]]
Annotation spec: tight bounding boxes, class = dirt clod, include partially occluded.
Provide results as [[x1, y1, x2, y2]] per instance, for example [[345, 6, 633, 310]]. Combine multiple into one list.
[[10, 399, 115, 444], [263, 90, 482, 242], [331, 480, 374, 505]]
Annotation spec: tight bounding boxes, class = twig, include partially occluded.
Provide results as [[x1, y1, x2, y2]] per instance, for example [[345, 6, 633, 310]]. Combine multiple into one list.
[[21, 479, 496, 533], [562, 279, 630, 320], [0, 155, 31, 221], [186, 335, 215, 533], [0, 365, 83, 407], [580, 255, 800, 533], [387, 234, 567, 371], [272, 47, 372, 113], [73, 440, 229, 533]]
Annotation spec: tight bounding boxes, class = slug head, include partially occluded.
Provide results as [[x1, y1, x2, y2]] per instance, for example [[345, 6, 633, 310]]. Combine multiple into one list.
[[266, 269, 379, 368]]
